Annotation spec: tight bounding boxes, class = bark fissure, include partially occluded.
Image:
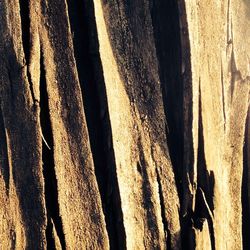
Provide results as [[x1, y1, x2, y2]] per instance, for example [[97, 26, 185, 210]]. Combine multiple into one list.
[[40, 53, 66, 250], [221, 61, 226, 130], [150, 0, 183, 198], [194, 88, 215, 250], [242, 109, 250, 250], [136, 144, 162, 249], [19, 0, 36, 104], [65, 1, 126, 248], [177, 1, 195, 231], [0, 105, 10, 191], [151, 0, 188, 249], [156, 168, 171, 249], [19, 0, 30, 64]]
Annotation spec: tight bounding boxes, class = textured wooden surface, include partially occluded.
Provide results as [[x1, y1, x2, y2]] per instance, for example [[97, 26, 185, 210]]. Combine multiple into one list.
[[0, 0, 249, 249]]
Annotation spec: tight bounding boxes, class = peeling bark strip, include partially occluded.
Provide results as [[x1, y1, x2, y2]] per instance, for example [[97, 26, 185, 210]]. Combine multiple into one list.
[[0, 0, 250, 250]]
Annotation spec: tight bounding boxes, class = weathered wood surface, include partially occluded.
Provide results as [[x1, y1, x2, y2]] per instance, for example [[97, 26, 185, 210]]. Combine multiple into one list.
[[0, 0, 249, 249]]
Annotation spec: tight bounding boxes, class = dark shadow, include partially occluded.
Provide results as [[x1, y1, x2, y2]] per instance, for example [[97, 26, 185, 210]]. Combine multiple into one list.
[[193, 88, 215, 250], [19, 0, 30, 64], [66, 0, 126, 248], [150, 0, 183, 198], [242, 110, 250, 250], [197, 93, 214, 213]]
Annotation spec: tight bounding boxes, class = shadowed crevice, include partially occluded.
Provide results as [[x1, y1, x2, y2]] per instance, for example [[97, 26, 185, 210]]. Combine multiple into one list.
[[193, 88, 215, 250], [45, 215, 56, 250], [150, 0, 183, 201], [150, 1, 186, 248], [242, 110, 250, 250], [196, 90, 215, 215], [156, 168, 171, 249], [136, 140, 162, 248], [19, 0, 30, 64], [19, 0, 36, 104], [40, 52, 66, 250], [65, 0, 126, 249]]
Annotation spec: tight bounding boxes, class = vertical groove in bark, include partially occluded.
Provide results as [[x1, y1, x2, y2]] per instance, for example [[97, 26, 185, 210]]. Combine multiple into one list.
[[19, 0, 36, 104], [137, 143, 162, 249], [155, 168, 171, 249], [19, 0, 30, 64], [242, 109, 250, 250], [194, 89, 215, 250], [150, 0, 183, 195], [40, 53, 66, 250], [151, 1, 196, 248], [65, 0, 126, 248], [176, 4, 196, 242], [0, 106, 10, 192]]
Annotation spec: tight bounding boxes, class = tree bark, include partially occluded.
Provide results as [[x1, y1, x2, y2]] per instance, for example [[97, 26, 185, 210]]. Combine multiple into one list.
[[0, 0, 249, 249]]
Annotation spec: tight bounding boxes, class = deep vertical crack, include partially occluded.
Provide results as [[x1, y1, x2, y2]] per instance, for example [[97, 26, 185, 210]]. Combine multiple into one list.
[[40, 52, 66, 250], [150, 1, 184, 247], [19, 0, 30, 64], [65, 0, 126, 249], [135, 141, 162, 248], [156, 168, 171, 249], [242, 109, 250, 250], [150, 0, 183, 198], [194, 87, 215, 250], [19, 0, 36, 104]]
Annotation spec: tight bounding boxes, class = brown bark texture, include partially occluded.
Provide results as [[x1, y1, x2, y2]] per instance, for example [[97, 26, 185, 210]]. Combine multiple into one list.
[[0, 0, 249, 249]]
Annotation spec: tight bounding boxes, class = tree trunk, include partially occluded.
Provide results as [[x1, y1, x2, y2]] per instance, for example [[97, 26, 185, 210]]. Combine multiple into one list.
[[0, 0, 249, 249]]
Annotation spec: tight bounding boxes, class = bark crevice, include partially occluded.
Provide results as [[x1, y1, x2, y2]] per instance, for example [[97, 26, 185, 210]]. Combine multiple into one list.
[[193, 89, 215, 250], [0, 106, 10, 192], [156, 167, 171, 249], [40, 52, 66, 250], [19, 0, 36, 104], [136, 143, 161, 248], [150, 0, 183, 199], [65, 0, 126, 248], [242, 109, 250, 250], [19, 0, 30, 64]]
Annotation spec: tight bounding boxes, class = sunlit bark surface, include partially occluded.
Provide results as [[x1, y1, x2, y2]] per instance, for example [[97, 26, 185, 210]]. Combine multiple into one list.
[[0, 0, 249, 249]]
